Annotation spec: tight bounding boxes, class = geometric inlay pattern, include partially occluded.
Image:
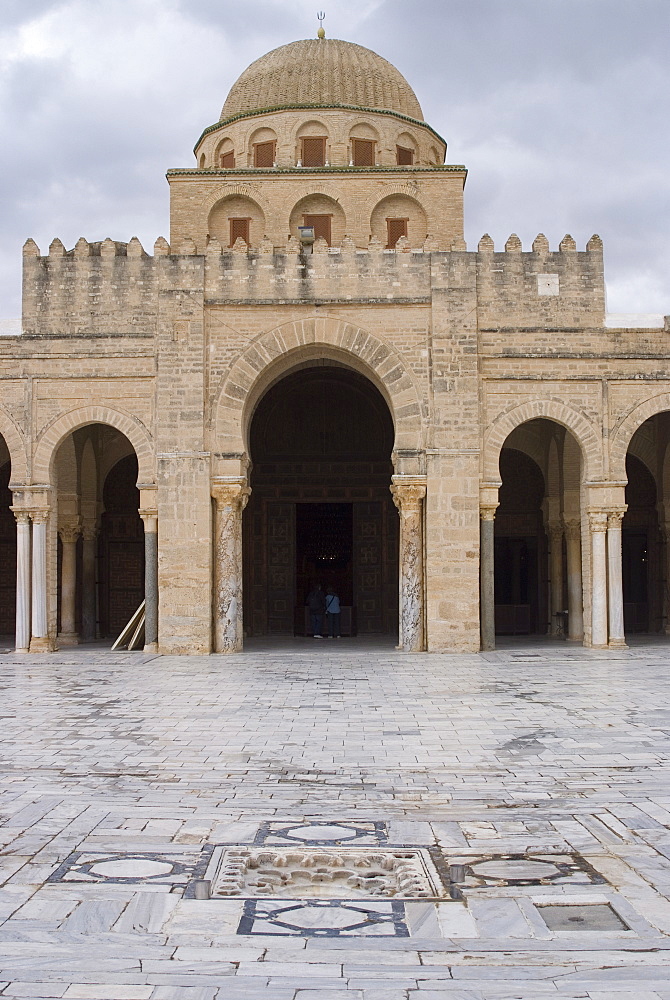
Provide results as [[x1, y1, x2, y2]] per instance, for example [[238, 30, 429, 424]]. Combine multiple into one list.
[[254, 820, 388, 846], [237, 898, 409, 936], [47, 851, 197, 886], [462, 853, 607, 888]]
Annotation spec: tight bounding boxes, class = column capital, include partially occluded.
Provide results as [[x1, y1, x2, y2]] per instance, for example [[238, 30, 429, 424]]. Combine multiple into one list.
[[479, 504, 498, 522], [587, 510, 609, 532], [211, 477, 250, 511], [10, 507, 31, 525], [390, 476, 426, 513], [607, 508, 627, 528], [139, 509, 158, 531], [80, 519, 99, 542], [58, 519, 81, 543], [562, 517, 581, 540], [30, 508, 50, 526]]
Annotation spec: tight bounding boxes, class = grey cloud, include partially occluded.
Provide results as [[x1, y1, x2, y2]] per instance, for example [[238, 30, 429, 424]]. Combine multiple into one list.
[[0, 0, 667, 315]]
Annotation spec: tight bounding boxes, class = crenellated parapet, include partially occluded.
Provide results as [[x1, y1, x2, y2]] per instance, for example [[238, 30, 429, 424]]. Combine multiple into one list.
[[204, 237, 433, 303], [476, 232, 605, 333], [21, 237, 200, 338], [21, 231, 607, 338]]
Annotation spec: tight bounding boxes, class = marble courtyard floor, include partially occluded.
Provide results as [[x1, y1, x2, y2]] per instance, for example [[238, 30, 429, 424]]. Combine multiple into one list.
[[0, 637, 670, 999]]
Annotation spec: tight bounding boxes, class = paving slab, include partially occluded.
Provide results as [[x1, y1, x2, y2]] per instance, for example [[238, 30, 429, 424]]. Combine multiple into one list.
[[0, 639, 669, 994]]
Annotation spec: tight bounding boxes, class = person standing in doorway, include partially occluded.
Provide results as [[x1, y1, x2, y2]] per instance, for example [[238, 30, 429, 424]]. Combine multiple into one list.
[[306, 583, 326, 638], [325, 585, 341, 638]]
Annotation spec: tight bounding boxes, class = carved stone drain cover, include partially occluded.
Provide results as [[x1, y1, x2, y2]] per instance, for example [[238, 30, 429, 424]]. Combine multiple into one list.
[[204, 846, 446, 899]]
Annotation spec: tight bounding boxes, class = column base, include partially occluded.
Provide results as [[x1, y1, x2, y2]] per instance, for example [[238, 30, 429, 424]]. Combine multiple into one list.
[[608, 639, 628, 649], [29, 636, 53, 653], [14, 647, 30, 654], [57, 632, 79, 646], [143, 642, 159, 653]]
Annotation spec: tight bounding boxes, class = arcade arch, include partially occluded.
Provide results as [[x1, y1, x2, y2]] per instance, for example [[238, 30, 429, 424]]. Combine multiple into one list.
[[52, 424, 144, 646], [619, 411, 670, 635], [481, 418, 586, 649], [213, 317, 425, 472], [243, 363, 398, 638]]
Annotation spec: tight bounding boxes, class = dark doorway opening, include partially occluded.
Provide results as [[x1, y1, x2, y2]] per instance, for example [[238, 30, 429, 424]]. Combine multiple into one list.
[[297, 502, 353, 603], [244, 364, 398, 637], [623, 454, 658, 632], [494, 448, 548, 635], [99, 454, 144, 637], [0, 461, 16, 636]]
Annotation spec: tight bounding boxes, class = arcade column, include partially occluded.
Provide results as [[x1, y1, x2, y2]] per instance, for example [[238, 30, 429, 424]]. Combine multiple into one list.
[[588, 510, 609, 648], [562, 518, 584, 641], [58, 520, 81, 645], [11, 510, 31, 652], [479, 503, 498, 652], [211, 478, 250, 653], [607, 508, 627, 648], [391, 476, 426, 652], [139, 508, 159, 652], [29, 509, 50, 652]]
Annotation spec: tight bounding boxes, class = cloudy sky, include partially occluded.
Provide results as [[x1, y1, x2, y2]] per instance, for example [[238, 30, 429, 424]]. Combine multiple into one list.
[[1, 0, 668, 318]]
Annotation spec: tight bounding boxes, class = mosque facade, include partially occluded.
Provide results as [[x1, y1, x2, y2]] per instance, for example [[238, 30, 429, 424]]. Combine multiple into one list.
[[3, 36, 670, 654]]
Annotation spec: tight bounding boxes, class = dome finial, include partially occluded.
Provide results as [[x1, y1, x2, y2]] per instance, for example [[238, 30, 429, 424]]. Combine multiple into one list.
[[317, 10, 326, 37]]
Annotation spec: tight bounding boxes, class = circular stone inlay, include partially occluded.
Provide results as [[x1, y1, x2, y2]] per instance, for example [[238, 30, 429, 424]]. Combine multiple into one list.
[[277, 905, 365, 929], [287, 825, 356, 841], [472, 860, 560, 880], [90, 859, 174, 879]]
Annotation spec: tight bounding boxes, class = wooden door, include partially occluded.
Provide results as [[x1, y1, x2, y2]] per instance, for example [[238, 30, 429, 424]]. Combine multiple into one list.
[[267, 502, 295, 633], [353, 502, 383, 632]]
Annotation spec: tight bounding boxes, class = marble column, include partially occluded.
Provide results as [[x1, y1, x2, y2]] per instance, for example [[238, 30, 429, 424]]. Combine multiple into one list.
[[479, 505, 497, 652], [563, 518, 584, 641], [12, 511, 31, 652], [211, 479, 250, 653], [391, 478, 426, 652], [548, 521, 564, 635], [81, 522, 98, 643], [140, 510, 158, 652], [607, 509, 627, 648], [30, 510, 50, 652], [58, 522, 80, 645], [589, 511, 608, 648]]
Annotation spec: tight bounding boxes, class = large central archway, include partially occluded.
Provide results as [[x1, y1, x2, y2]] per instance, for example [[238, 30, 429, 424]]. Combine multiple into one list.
[[243, 363, 398, 638]]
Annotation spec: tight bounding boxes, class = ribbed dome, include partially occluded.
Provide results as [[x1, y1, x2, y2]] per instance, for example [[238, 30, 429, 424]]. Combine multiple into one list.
[[220, 38, 424, 122]]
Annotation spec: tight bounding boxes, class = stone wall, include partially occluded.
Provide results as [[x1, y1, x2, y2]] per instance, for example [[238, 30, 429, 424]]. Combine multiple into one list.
[[8, 230, 670, 653]]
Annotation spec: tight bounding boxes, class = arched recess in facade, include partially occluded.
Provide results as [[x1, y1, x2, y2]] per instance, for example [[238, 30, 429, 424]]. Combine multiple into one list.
[[14, 406, 156, 653], [481, 399, 604, 651], [610, 393, 670, 637], [211, 317, 428, 652]]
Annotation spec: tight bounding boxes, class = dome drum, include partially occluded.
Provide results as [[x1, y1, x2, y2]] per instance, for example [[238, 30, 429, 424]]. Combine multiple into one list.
[[194, 107, 446, 170]]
